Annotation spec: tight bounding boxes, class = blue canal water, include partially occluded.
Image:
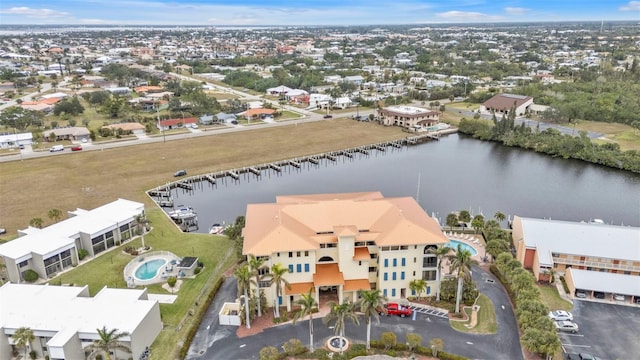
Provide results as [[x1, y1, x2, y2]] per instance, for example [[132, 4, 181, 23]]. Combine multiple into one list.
[[165, 134, 640, 233]]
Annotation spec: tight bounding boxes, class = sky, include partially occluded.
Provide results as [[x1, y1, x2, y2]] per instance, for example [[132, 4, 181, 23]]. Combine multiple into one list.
[[0, 0, 638, 26]]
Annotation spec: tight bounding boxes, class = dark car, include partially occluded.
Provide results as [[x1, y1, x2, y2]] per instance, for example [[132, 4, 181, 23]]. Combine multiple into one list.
[[323, 114, 333, 119], [174, 170, 187, 177], [231, 120, 239, 125], [71, 145, 83, 151], [593, 291, 605, 299]]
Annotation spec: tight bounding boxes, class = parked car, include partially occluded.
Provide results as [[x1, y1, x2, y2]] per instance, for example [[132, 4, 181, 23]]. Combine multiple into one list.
[[548, 310, 573, 321], [0, 228, 6, 235], [634, 297, 640, 304], [174, 170, 187, 177], [71, 145, 83, 151], [565, 353, 602, 360], [613, 293, 625, 301], [575, 290, 587, 298], [18, 144, 25, 149], [190, 123, 199, 129], [379, 303, 412, 317], [323, 114, 333, 119], [554, 320, 579, 333], [231, 120, 239, 125], [49, 145, 64, 152], [593, 291, 605, 299]]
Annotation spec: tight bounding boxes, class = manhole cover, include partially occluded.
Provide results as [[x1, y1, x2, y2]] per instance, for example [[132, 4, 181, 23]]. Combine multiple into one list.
[[486, 279, 495, 283]]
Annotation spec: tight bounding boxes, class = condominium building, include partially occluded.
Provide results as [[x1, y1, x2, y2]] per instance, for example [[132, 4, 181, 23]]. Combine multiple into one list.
[[376, 106, 439, 130], [0, 283, 162, 360], [0, 199, 145, 284], [512, 216, 640, 301], [242, 192, 448, 311]]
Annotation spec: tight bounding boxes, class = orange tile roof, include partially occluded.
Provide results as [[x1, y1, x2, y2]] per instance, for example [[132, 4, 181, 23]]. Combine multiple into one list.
[[40, 97, 62, 105], [284, 282, 315, 295], [353, 247, 370, 261], [243, 192, 447, 256], [313, 263, 344, 287], [343, 279, 371, 292]]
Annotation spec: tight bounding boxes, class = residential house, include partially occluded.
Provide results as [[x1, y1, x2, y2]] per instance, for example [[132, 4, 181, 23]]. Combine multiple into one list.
[[512, 216, 640, 302], [43, 127, 91, 142], [479, 93, 533, 116], [0, 199, 144, 284], [211, 112, 237, 124], [376, 106, 439, 130], [242, 192, 448, 312], [0, 132, 33, 148], [157, 117, 197, 131], [0, 283, 162, 360]]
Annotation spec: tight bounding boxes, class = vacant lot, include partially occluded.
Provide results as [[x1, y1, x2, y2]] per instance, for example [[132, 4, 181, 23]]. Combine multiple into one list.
[[0, 119, 406, 235]]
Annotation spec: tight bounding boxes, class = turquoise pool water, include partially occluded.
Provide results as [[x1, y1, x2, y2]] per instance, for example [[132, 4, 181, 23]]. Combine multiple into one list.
[[134, 259, 167, 280], [446, 239, 478, 256]]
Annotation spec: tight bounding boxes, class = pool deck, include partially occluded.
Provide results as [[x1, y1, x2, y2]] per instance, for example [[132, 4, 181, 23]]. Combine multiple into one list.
[[442, 231, 487, 273], [124, 251, 182, 286]]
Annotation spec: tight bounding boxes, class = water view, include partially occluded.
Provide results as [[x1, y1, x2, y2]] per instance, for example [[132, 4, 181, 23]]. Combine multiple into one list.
[[165, 134, 640, 233]]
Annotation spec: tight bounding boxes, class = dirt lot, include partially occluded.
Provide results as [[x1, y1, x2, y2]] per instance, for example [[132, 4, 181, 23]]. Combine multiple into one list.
[[0, 119, 406, 236]]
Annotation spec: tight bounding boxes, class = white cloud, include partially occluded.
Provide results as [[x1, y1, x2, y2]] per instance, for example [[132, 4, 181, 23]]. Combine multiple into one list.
[[436, 10, 503, 21], [504, 7, 530, 15], [0, 6, 69, 18], [619, 1, 640, 11]]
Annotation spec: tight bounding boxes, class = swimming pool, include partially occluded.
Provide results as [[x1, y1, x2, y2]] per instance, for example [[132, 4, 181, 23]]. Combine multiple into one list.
[[445, 239, 478, 256], [134, 259, 167, 280]]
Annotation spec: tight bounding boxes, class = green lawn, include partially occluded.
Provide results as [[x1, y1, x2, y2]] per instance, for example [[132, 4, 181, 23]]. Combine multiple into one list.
[[538, 284, 573, 312], [449, 294, 497, 334], [50, 208, 237, 359]]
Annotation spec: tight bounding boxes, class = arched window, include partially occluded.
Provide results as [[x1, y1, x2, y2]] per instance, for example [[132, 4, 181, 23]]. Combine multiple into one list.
[[318, 256, 334, 262], [424, 245, 437, 254]]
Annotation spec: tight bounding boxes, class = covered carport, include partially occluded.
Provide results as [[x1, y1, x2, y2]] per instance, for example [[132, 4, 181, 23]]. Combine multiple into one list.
[[564, 268, 640, 304]]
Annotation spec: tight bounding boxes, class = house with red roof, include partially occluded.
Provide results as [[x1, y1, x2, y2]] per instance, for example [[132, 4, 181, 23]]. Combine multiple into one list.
[[157, 117, 197, 131]]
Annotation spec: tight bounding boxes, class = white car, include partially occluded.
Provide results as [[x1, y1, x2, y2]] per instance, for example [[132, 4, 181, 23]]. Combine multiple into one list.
[[613, 294, 625, 301], [554, 320, 579, 333], [575, 291, 587, 298], [548, 310, 573, 321]]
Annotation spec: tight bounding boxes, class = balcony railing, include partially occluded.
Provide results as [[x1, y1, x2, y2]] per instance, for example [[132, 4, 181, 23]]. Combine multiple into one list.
[[553, 257, 640, 273]]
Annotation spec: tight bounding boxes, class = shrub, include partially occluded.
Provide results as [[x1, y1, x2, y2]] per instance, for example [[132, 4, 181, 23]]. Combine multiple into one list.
[[30, 350, 37, 359], [369, 340, 384, 349], [259, 346, 279, 360], [194, 267, 201, 275], [559, 276, 570, 294], [380, 332, 397, 350], [406, 333, 422, 352], [429, 338, 444, 356], [438, 351, 470, 360], [77, 248, 88, 261], [96, 355, 103, 360], [178, 278, 224, 359], [282, 338, 304, 356], [23, 269, 38, 283], [387, 349, 396, 357]]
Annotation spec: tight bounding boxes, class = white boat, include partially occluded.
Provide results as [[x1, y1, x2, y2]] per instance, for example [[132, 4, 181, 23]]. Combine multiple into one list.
[[169, 205, 196, 220], [209, 223, 226, 235]]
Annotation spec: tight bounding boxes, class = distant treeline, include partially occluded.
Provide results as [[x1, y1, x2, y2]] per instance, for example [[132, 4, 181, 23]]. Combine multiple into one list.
[[458, 116, 640, 173]]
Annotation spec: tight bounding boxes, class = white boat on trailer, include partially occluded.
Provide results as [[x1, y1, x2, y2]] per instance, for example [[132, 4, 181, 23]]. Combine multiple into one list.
[[209, 223, 227, 235]]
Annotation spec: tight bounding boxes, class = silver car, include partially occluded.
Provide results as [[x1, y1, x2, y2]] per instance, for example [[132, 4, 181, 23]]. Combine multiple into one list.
[[555, 320, 579, 333], [548, 310, 573, 321]]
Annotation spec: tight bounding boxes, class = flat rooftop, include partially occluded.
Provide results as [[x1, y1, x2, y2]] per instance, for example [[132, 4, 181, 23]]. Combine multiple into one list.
[[383, 106, 434, 115]]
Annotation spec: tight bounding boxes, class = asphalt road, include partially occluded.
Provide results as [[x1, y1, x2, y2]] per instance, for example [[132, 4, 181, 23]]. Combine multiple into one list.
[[186, 265, 523, 360], [560, 300, 640, 360]]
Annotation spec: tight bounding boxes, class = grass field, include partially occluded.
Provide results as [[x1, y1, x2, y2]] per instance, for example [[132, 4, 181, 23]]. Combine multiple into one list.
[[450, 294, 498, 334], [0, 119, 406, 236], [538, 284, 573, 312], [574, 120, 640, 151]]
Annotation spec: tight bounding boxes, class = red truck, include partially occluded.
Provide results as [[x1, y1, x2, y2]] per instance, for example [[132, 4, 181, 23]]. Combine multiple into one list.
[[379, 303, 412, 317]]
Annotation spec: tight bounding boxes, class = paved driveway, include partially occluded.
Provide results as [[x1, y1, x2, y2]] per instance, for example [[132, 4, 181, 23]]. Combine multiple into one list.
[[187, 266, 523, 360], [559, 300, 640, 360]]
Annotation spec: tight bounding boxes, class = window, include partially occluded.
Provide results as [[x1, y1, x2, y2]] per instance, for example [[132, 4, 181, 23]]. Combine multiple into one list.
[[366, 241, 375, 246], [413, 271, 416, 276], [401, 271, 405, 280], [391, 288, 396, 297], [370, 253, 377, 259], [304, 263, 309, 272], [383, 289, 387, 297], [358, 261, 362, 266], [400, 246, 408, 250], [369, 267, 376, 273], [414, 257, 416, 263], [383, 272, 388, 281], [422, 270, 436, 281], [259, 280, 270, 288], [289, 252, 293, 258], [384, 259, 388, 267], [258, 268, 269, 276], [423, 257, 437, 267], [297, 264, 302, 273], [288, 265, 294, 273], [297, 251, 301, 257], [401, 258, 406, 266], [304, 251, 309, 257], [392, 272, 397, 281], [393, 258, 397, 267], [18, 260, 28, 268]]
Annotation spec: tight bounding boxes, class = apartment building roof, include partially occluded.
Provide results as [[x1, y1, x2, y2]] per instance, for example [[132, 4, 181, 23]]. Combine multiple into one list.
[[515, 216, 640, 266], [482, 93, 532, 111], [569, 269, 640, 296], [243, 192, 447, 256]]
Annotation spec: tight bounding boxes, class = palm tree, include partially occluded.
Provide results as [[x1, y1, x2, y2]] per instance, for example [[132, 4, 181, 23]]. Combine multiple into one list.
[[87, 326, 131, 360], [134, 213, 150, 248], [357, 289, 386, 350], [292, 288, 317, 352], [494, 211, 506, 223], [268, 263, 290, 318], [233, 264, 252, 329], [47, 208, 63, 223], [248, 255, 265, 317], [12, 327, 34, 360], [323, 301, 360, 355], [448, 244, 478, 314], [409, 278, 427, 301], [429, 246, 452, 301]]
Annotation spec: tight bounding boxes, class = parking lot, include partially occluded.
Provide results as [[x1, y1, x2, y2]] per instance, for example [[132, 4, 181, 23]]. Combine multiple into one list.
[[560, 300, 640, 360]]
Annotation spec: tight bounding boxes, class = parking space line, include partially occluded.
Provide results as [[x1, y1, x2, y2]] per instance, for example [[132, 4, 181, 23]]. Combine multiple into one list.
[[562, 344, 591, 348]]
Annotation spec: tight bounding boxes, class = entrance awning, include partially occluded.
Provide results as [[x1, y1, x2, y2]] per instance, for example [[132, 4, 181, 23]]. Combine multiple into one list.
[[313, 263, 344, 287], [285, 282, 315, 295], [344, 279, 371, 292], [353, 247, 370, 260]]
